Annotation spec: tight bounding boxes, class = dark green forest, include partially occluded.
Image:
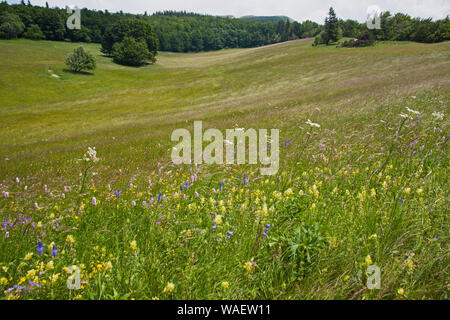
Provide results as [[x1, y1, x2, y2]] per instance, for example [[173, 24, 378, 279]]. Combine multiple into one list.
[[0, 1, 449, 53]]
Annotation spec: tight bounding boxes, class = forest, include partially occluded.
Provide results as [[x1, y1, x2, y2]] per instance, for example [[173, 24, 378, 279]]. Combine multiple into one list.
[[0, 1, 449, 53]]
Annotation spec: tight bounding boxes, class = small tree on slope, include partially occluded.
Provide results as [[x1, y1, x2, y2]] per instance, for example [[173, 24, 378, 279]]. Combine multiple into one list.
[[65, 46, 96, 73]]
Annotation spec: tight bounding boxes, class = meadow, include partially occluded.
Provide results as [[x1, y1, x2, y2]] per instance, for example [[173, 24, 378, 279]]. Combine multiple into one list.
[[0, 38, 448, 299]]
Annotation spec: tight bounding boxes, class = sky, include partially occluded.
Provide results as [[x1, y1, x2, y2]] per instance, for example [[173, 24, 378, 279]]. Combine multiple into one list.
[[8, 0, 450, 23]]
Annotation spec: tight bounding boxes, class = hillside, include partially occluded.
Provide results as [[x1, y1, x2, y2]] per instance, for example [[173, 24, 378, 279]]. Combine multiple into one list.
[[0, 39, 448, 299]]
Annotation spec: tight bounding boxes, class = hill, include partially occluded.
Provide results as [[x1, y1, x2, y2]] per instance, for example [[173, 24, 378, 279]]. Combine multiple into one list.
[[0, 39, 448, 299]]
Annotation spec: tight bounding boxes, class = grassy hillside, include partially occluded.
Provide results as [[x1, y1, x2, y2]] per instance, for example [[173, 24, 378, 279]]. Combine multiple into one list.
[[0, 39, 448, 299]]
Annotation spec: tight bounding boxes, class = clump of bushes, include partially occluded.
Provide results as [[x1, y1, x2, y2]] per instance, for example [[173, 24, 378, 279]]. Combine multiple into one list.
[[101, 19, 158, 66], [112, 37, 151, 67], [341, 30, 376, 47], [65, 46, 96, 73], [23, 24, 45, 40], [0, 12, 24, 39]]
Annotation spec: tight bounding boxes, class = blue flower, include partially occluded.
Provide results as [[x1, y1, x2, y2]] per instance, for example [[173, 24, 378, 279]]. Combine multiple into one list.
[[115, 189, 121, 197], [157, 193, 162, 203], [226, 231, 233, 238], [243, 174, 248, 186], [36, 239, 44, 255], [212, 225, 217, 231], [184, 181, 190, 188], [180, 185, 184, 191], [51, 244, 58, 256], [219, 182, 223, 192]]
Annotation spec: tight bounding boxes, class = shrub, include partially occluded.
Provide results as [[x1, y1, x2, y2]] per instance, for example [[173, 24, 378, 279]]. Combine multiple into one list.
[[65, 46, 96, 73], [0, 12, 25, 39], [23, 24, 45, 40], [112, 37, 151, 66], [101, 18, 158, 62], [341, 30, 376, 47], [313, 32, 325, 46]]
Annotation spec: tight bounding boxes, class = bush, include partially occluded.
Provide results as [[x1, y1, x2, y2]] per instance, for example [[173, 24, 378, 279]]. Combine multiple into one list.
[[101, 19, 158, 62], [313, 32, 325, 46], [0, 12, 25, 39], [112, 37, 151, 66], [23, 24, 45, 40], [65, 46, 96, 73], [341, 30, 376, 47]]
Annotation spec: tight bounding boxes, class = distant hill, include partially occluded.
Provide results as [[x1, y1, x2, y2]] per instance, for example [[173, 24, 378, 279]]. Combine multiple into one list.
[[239, 15, 295, 23]]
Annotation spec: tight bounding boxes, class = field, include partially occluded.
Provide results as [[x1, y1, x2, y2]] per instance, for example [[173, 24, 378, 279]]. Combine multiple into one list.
[[0, 38, 448, 299]]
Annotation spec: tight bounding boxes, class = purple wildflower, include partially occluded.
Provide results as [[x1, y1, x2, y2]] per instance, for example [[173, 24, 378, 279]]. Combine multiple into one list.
[[37, 239, 44, 255], [51, 244, 58, 256]]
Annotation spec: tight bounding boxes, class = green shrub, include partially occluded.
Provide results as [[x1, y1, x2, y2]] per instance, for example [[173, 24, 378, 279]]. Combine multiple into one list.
[[23, 24, 45, 40], [0, 12, 25, 39], [65, 46, 96, 73], [341, 30, 376, 47], [101, 18, 158, 61], [112, 37, 151, 66]]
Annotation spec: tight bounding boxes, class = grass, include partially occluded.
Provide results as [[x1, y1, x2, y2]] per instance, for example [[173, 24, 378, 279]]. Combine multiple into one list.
[[0, 38, 448, 300]]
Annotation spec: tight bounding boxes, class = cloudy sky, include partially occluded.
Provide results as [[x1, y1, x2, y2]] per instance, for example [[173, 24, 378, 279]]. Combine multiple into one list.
[[8, 0, 450, 23]]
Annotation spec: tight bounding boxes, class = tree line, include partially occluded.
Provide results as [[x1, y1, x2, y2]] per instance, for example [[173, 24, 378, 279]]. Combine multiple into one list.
[[0, 2, 448, 53], [315, 7, 449, 47], [0, 2, 321, 51]]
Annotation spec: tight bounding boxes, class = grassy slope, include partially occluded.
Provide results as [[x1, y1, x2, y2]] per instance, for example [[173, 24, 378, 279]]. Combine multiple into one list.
[[0, 39, 448, 299]]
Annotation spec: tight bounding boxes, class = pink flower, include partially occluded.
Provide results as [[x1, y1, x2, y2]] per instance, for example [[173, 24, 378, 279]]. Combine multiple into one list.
[[34, 202, 38, 209], [194, 191, 199, 197], [131, 200, 136, 206], [61, 193, 65, 199], [15, 177, 20, 183], [92, 197, 97, 206], [3, 191, 8, 198]]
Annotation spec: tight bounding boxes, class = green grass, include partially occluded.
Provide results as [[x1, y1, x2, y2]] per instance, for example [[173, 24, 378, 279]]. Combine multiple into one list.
[[0, 38, 448, 299]]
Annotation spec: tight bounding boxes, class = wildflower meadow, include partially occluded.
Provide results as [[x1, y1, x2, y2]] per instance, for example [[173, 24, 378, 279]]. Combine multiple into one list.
[[0, 37, 448, 300]]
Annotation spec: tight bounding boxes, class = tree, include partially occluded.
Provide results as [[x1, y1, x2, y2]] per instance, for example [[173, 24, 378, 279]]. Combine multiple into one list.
[[101, 19, 158, 60], [0, 12, 25, 39], [23, 23, 45, 39], [323, 7, 340, 45], [36, 8, 64, 40], [65, 46, 96, 73], [112, 36, 151, 66]]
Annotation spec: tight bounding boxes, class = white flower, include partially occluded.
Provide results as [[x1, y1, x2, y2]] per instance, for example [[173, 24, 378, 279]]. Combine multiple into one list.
[[399, 113, 412, 119], [405, 107, 420, 115], [432, 111, 444, 121], [84, 147, 99, 163], [306, 119, 320, 128]]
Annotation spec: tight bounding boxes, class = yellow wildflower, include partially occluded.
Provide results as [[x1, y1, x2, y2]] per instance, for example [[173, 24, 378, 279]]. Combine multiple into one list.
[[163, 282, 175, 294]]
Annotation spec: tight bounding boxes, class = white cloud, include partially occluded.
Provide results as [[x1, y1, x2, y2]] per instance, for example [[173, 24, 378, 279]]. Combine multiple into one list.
[[8, 0, 450, 23]]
